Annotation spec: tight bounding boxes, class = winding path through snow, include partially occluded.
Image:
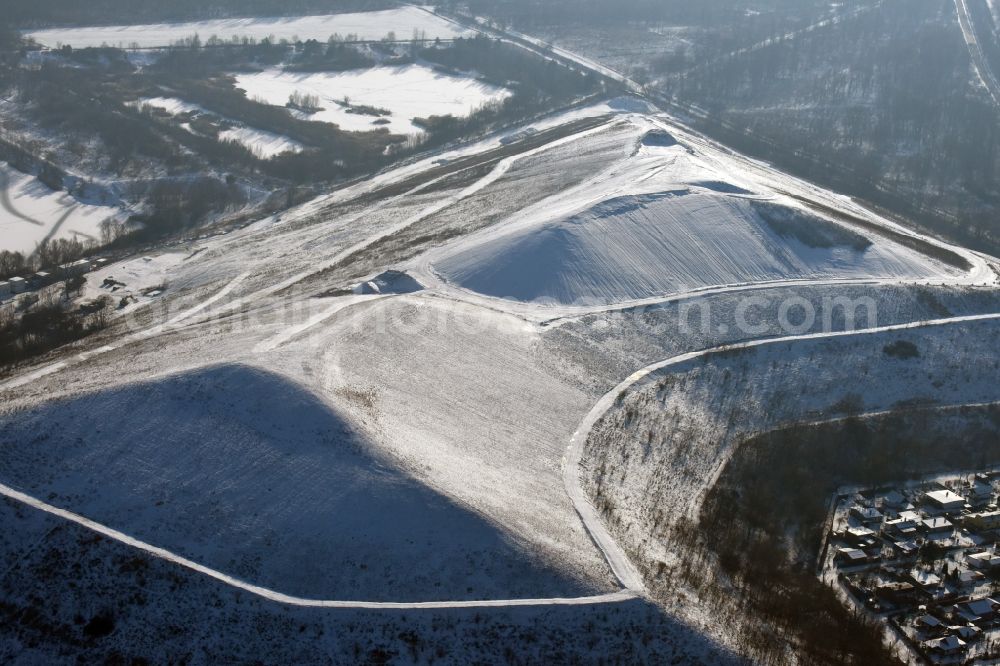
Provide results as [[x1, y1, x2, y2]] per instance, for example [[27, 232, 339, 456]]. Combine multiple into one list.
[[4, 313, 999, 608], [0, 481, 635, 610], [956, 0, 1000, 107], [563, 310, 1000, 581], [0, 117, 620, 390], [2, 26, 1000, 611]]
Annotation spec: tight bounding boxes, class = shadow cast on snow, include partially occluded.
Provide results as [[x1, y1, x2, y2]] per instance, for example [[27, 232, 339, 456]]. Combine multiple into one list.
[[0, 364, 597, 602]]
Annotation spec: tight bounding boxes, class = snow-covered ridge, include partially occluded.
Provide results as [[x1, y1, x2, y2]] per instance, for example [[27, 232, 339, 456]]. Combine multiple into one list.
[[133, 96, 207, 116], [217, 126, 304, 159], [426, 121, 972, 308]]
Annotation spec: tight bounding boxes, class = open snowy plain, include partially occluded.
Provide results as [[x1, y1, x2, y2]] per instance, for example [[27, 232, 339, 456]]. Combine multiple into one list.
[[24, 7, 472, 49], [234, 65, 512, 135], [133, 96, 306, 158], [0, 162, 123, 254], [2, 95, 999, 660]]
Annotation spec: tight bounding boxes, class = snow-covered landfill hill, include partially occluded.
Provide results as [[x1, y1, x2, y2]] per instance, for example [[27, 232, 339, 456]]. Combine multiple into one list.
[[1, 96, 999, 662], [425, 125, 976, 308]]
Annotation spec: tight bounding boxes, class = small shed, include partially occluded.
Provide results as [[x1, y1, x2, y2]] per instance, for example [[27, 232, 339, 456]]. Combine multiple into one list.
[[835, 547, 868, 566], [851, 506, 884, 524], [8, 276, 27, 294], [917, 614, 944, 628]]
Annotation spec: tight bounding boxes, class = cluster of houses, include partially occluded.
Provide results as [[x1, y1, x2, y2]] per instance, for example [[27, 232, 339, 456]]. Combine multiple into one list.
[[0, 258, 108, 302], [825, 473, 1000, 664]]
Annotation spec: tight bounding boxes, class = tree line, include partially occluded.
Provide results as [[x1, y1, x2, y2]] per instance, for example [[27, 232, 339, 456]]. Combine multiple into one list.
[[5, 0, 393, 28]]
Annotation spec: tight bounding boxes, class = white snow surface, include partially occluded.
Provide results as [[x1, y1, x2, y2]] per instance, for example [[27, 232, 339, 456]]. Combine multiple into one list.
[[234, 65, 512, 135], [135, 96, 304, 158], [0, 363, 598, 602], [428, 122, 967, 307], [81, 252, 187, 310], [0, 101, 995, 617], [0, 162, 122, 254], [25, 7, 472, 49], [218, 125, 304, 158], [134, 96, 208, 115]]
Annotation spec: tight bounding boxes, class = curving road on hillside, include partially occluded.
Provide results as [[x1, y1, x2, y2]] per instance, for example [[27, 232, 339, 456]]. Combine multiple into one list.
[[2, 24, 1000, 613], [4, 312, 1000, 608], [955, 0, 1000, 107], [563, 311, 1000, 580], [0, 481, 636, 609]]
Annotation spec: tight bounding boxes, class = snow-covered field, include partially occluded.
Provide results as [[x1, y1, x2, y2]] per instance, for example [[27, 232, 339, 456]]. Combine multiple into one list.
[[235, 65, 512, 135], [24, 7, 472, 49], [0, 162, 122, 254], [135, 96, 304, 158], [307, 295, 616, 590], [134, 96, 207, 116], [217, 125, 304, 158], [0, 363, 601, 601], [0, 496, 727, 664]]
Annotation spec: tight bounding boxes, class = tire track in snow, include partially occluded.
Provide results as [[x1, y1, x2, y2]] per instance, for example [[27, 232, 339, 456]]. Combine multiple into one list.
[[677, 2, 884, 80], [563, 311, 1000, 593], [35, 206, 81, 252], [171, 118, 620, 326], [0, 119, 618, 393], [252, 294, 388, 353], [0, 167, 45, 227], [163, 271, 251, 326], [0, 272, 251, 391]]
